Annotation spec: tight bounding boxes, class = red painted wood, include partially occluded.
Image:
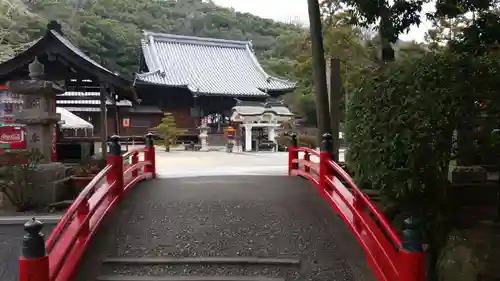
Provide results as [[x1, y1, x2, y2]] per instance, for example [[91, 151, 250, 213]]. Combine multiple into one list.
[[18, 142, 156, 281], [288, 147, 425, 281], [18, 256, 50, 281]]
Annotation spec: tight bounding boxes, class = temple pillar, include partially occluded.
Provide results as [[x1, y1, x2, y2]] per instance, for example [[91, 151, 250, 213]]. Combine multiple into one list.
[[244, 125, 252, 152], [99, 84, 108, 159], [199, 120, 208, 151], [268, 126, 276, 142]]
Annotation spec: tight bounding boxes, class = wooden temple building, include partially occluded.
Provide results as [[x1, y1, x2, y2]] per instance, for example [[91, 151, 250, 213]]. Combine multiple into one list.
[[0, 21, 142, 158], [0, 21, 296, 154], [134, 31, 296, 145]]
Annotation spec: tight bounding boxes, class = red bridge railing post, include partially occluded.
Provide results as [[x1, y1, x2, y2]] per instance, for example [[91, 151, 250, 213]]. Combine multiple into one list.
[[399, 216, 425, 281], [319, 133, 332, 189], [288, 133, 298, 175], [304, 151, 311, 173], [107, 135, 123, 196], [18, 218, 50, 281], [132, 151, 139, 178], [144, 133, 156, 178]]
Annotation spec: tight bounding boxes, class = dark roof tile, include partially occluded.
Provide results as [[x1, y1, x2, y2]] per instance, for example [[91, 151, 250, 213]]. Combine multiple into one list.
[[137, 32, 296, 97]]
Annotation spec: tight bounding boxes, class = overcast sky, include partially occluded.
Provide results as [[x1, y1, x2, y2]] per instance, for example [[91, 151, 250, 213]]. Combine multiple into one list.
[[211, 0, 435, 43]]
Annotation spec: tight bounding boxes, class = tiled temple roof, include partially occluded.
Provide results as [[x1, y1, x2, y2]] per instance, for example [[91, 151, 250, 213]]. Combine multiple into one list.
[[232, 99, 294, 116], [136, 32, 296, 97]]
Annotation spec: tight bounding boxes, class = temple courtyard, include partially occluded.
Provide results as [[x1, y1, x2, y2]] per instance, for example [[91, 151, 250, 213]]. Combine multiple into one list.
[[153, 147, 346, 178]]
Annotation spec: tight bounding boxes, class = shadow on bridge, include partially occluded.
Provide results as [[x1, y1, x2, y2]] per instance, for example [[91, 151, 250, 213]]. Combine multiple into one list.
[[17, 133, 424, 281]]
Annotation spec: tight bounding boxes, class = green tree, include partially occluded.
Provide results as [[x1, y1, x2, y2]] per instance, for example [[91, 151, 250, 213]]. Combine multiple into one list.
[[425, 15, 470, 51], [0, 0, 44, 62], [11, 0, 306, 79], [346, 51, 500, 281], [321, 0, 427, 62], [151, 112, 184, 152]]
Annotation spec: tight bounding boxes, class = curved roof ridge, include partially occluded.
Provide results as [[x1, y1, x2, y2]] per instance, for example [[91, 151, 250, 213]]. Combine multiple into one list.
[[243, 45, 296, 87], [136, 70, 162, 78], [143, 31, 251, 48]]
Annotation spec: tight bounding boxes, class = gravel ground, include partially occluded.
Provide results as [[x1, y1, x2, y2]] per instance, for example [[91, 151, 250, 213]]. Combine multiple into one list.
[[74, 176, 374, 281], [0, 224, 55, 281]]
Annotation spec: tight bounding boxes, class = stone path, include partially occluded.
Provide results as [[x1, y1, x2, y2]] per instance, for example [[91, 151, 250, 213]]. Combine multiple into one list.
[[74, 176, 373, 281], [1, 149, 350, 281]]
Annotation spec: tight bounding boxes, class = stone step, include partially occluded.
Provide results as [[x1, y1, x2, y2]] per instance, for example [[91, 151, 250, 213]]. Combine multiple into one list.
[[97, 276, 285, 281], [102, 257, 300, 266], [98, 256, 300, 281]]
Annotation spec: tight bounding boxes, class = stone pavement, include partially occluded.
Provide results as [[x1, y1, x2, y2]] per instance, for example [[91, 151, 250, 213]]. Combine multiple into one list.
[[1, 149, 351, 281], [154, 151, 289, 178], [153, 149, 345, 178], [74, 176, 373, 281]]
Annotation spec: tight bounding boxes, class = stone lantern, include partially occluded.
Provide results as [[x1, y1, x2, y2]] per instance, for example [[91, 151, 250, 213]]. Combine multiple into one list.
[[4, 57, 67, 206], [7, 57, 64, 163], [198, 119, 209, 151]]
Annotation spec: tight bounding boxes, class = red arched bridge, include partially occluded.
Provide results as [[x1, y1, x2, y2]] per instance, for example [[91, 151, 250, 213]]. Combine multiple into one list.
[[18, 133, 425, 281]]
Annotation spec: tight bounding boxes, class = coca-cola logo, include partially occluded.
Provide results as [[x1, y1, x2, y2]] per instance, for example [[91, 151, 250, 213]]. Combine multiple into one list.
[[0, 132, 23, 143]]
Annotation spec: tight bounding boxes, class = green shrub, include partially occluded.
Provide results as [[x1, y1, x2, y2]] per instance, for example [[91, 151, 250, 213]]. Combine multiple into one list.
[[0, 150, 44, 211], [298, 135, 317, 148], [346, 53, 500, 280], [277, 134, 318, 149]]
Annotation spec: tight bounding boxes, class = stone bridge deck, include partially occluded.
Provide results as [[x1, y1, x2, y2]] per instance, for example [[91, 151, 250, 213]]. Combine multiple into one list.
[[73, 175, 373, 281]]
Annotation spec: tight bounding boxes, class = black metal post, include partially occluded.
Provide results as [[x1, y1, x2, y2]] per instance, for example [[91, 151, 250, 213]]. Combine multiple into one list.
[[21, 218, 46, 259], [109, 135, 121, 156], [328, 58, 341, 162], [291, 133, 298, 147], [401, 216, 423, 252], [145, 132, 154, 147], [320, 133, 333, 153], [307, 0, 331, 142]]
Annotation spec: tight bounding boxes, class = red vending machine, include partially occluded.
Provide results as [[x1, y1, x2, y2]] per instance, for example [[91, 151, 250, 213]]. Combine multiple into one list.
[[0, 85, 26, 152]]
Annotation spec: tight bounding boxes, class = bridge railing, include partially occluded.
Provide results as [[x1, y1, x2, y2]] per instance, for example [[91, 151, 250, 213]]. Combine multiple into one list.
[[288, 133, 425, 281], [18, 133, 157, 281]]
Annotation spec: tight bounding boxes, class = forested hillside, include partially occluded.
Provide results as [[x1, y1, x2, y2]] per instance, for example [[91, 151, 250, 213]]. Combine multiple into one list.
[[1, 0, 304, 76], [0, 0, 426, 125]]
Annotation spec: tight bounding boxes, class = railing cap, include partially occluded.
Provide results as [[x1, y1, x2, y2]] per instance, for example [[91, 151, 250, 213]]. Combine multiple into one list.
[[24, 217, 43, 234], [22, 218, 46, 259], [320, 133, 333, 152], [402, 216, 423, 252], [109, 135, 122, 156], [110, 135, 120, 142]]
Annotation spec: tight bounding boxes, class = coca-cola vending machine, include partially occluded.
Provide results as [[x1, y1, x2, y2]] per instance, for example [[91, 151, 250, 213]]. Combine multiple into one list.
[[0, 125, 26, 152], [0, 85, 26, 152]]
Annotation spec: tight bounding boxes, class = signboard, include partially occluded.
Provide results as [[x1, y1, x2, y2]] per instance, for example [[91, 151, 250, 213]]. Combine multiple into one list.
[[0, 128, 23, 143], [224, 126, 236, 139], [0, 85, 26, 152], [0, 125, 26, 151], [123, 118, 130, 127], [0, 84, 18, 125]]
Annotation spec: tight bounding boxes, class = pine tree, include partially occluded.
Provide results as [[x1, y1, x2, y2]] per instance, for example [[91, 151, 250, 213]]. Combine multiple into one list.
[[151, 112, 184, 152]]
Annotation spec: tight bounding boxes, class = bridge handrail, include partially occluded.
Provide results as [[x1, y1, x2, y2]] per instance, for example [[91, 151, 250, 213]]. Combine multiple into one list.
[[45, 163, 113, 250], [292, 146, 320, 157], [288, 133, 425, 281], [123, 147, 144, 160], [18, 133, 157, 281], [325, 159, 402, 248]]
